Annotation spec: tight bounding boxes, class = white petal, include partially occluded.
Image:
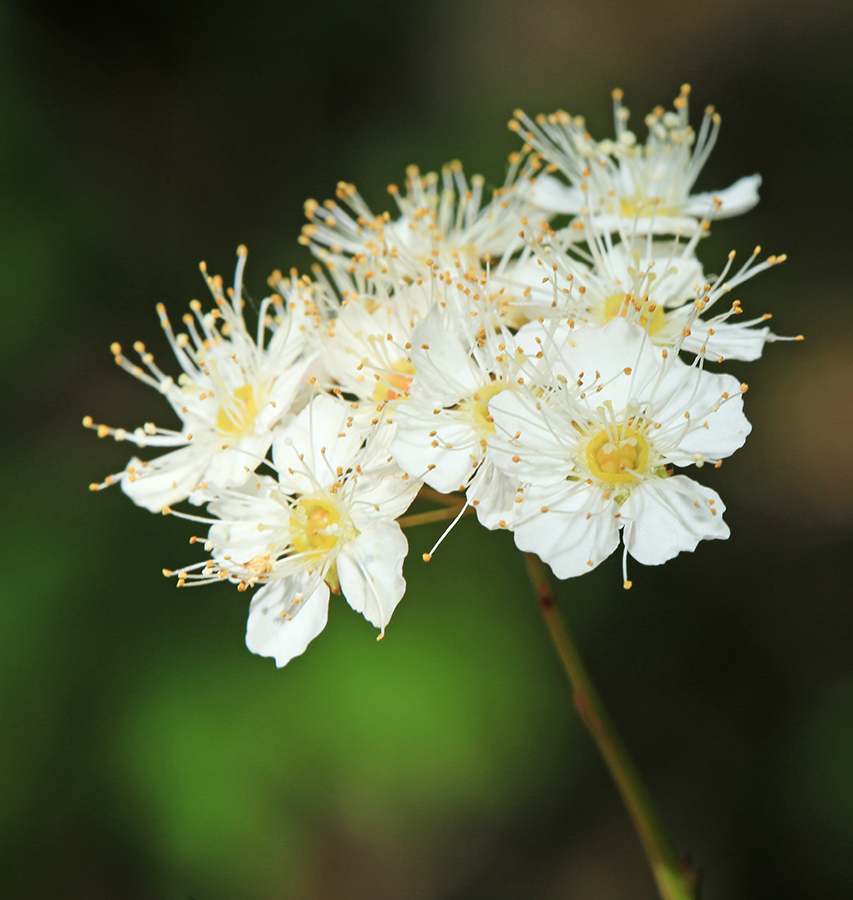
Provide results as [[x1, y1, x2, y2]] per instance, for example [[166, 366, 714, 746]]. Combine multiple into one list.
[[488, 391, 578, 485], [684, 321, 772, 362], [512, 482, 621, 579], [683, 174, 762, 219], [650, 366, 751, 461], [255, 361, 314, 430], [349, 468, 421, 530], [529, 175, 584, 214], [578, 213, 705, 236], [203, 433, 271, 489], [337, 522, 408, 632], [392, 404, 481, 492], [272, 395, 362, 492], [468, 462, 518, 530], [409, 316, 482, 404], [245, 576, 330, 668], [121, 447, 208, 512], [621, 477, 729, 566]]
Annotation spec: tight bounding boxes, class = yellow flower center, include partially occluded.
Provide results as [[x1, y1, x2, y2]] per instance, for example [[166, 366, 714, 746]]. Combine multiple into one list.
[[603, 293, 666, 335], [373, 359, 416, 403], [618, 196, 675, 218], [457, 381, 511, 436], [216, 383, 259, 436], [586, 427, 649, 484], [290, 497, 344, 556]]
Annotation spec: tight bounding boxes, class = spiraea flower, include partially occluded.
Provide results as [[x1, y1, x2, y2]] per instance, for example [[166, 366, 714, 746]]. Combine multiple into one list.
[[300, 159, 537, 284], [486, 318, 751, 585], [85, 247, 317, 511], [513, 84, 761, 234], [502, 219, 789, 362], [317, 276, 428, 409], [85, 83, 795, 665], [390, 304, 526, 529], [167, 395, 421, 667]]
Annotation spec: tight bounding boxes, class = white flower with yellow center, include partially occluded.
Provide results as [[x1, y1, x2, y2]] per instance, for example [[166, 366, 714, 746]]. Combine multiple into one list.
[[390, 308, 524, 529], [170, 395, 420, 667], [318, 279, 429, 409], [85, 248, 317, 512], [486, 318, 751, 584], [501, 220, 788, 362], [513, 84, 761, 235], [300, 160, 535, 284]]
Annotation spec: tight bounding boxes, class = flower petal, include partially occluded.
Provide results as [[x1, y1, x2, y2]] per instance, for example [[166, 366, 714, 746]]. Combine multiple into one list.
[[621, 477, 729, 565], [121, 447, 207, 512], [245, 576, 330, 668], [512, 482, 621, 579], [337, 521, 408, 632], [529, 174, 584, 214], [393, 403, 481, 492], [469, 462, 518, 530], [683, 174, 762, 218]]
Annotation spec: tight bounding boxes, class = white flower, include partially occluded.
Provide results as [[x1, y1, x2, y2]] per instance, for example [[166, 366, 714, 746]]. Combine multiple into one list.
[[497, 218, 787, 362], [390, 307, 522, 529], [169, 395, 420, 667], [318, 280, 428, 408], [85, 247, 316, 511], [300, 160, 534, 283], [486, 318, 751, 584], [513, 84, 761, 234]]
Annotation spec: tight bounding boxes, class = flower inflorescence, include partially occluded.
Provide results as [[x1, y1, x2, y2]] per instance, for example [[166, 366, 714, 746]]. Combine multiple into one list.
[[85, 86, 799, 666]]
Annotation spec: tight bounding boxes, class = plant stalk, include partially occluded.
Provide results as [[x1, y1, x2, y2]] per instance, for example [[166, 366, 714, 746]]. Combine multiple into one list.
[[525, 551, 700, 900]]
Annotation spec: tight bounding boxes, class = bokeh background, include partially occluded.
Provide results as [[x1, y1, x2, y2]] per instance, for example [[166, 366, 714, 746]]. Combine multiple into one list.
[[3, 1, 852, 897]]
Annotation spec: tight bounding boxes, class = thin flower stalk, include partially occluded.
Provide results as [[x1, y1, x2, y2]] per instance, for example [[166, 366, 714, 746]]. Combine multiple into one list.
[[525, 551, 700, 900]]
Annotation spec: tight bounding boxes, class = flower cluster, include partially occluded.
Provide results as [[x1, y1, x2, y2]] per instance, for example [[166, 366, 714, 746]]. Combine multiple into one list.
[[86, 85, 797, 666]]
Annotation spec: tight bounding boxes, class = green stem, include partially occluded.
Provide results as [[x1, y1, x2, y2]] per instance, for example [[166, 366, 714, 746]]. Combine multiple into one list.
[[397, 505, 471, 528], [525, 552, 700, 900], [415, 486, 465, 506]]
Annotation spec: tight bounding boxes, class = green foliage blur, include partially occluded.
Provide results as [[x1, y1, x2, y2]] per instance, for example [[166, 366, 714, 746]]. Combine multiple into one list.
[[2, 1, 852, 897]]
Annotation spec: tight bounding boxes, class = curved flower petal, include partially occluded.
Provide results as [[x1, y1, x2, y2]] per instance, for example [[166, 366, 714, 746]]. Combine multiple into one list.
[[529, 174, 584, 215], [245, 576, 330, 668], [121, 447, 207, 512], [272, 395, 363, 493], [469, 462, 518, 530], [513, 482, 621, 579], [621, 477, 729, 566], [683, 174, 762, 219], [686, 321, 773, 362], [337, 521, 408, 632], [393, 403, 481, 492]]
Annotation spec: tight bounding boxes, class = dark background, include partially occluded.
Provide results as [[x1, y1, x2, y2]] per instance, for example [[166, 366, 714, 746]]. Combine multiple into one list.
[[2, 1, 852, 898]]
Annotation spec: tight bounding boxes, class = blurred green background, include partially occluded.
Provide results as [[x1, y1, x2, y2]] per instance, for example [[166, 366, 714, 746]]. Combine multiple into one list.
[[2, 0, 852, 897]]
